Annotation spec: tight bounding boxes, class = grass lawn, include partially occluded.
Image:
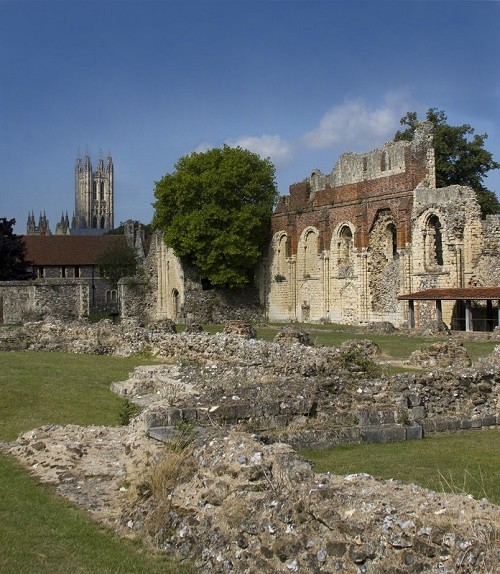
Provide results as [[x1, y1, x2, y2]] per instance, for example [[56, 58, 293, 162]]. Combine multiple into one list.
[[0, 350, 193, 574], [0, 454, 191, 574], [0, 351, 165, 441], [300, 429, 500, 505], [254, 323, 497, 362]]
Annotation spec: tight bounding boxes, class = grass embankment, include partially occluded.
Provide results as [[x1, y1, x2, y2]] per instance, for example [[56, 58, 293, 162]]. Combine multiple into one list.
[[0, 351, 193, 574]]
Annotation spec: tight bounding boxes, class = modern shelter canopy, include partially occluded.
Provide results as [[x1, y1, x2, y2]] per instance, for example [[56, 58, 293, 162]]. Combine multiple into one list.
[[398, 287, 500, 331]]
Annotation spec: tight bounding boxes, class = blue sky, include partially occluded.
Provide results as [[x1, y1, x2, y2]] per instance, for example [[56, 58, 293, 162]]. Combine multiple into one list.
[[1, 0, 499, 235]]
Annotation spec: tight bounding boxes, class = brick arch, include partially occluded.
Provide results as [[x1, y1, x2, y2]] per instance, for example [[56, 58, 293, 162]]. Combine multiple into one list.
[[270, 230, 289, 277]]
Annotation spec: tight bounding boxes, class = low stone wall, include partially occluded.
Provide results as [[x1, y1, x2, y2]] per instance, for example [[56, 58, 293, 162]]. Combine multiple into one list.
[[0, 280, 91, 323], [3, 319, 500, 572], [183, 286, 265, 324], [2, 320, 499, 449], [8, 424, 500, 574]]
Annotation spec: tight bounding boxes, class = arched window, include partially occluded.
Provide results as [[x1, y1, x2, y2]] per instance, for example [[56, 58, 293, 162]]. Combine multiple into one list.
[[100, 181, 105, 201], [277, 234, 287, 276], [380, 151, 391, 172], [303, 229, 318, 277], [426, 215, 443, 267], [100, 216, 106, 229], [338, 225, 353, 266], [92, 216, 97, 229], [92, 181, 97, 200], [106, 290, 118, 303]]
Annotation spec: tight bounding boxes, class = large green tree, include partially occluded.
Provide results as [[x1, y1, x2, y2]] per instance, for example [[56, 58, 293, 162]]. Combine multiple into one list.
[[153, 145, 278, 288], [0, 218, 32, 280], [394, 108, 500, 216], [95, 240, 138, 289]]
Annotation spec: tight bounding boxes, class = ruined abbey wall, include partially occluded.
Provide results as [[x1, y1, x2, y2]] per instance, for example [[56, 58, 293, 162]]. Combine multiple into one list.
[[263, 123, 500, 328], [0, 280, 91, 323]]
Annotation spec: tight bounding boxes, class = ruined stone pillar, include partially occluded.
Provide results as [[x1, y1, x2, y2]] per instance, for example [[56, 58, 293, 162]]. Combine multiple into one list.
[[323, 253, 330, 319], [290, 257, 297, 321], [486, 300, 493, 331]]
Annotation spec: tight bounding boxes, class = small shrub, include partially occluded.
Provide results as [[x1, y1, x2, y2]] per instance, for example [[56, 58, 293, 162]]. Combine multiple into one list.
[[169, 420, 198, 452], [274, 273, 286, 283], [338, 348, 381, 376], [118, 399, 141, 425]]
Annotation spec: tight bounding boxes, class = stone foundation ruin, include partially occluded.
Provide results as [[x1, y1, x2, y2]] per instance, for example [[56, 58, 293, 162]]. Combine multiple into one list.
[[3, 319, 500, 573]]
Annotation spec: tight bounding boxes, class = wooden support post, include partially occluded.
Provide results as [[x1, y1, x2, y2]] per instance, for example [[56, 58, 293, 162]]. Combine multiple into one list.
[[465, 299, 473, 332], [436, 299, 442, 325], [408, 299, 415, 329], [486, 300, 493, 331]]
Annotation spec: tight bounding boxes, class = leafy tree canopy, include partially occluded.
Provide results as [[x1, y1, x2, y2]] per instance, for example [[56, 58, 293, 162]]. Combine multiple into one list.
[[395, 108, 500, 216], [95, 240, 138, 289], [153, 145, 278, 288], [0, 218, 32, 280]]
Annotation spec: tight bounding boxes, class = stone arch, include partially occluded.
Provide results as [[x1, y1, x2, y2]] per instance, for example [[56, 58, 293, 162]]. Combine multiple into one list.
[[276, 232, 288, 276], [298, 226, 319, 278], [269, 231, 288, 280], [331, 221, 356, 274], [368, 209, 400, 312]]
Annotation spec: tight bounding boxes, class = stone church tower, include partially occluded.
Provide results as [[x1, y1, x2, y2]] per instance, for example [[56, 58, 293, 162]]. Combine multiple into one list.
[[73, 152, 114, 231]]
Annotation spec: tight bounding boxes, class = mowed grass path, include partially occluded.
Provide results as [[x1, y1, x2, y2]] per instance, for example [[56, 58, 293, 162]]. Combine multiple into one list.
[[0, 350, 193, 574]]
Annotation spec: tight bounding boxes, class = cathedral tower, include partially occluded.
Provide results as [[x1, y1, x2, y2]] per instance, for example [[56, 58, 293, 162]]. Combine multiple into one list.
[[73, 152, 114, 231]]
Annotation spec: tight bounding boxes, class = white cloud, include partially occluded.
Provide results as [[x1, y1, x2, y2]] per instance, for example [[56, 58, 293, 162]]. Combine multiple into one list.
[[193, 142, 214, 154], [226, 134, 294, 168], [302, 93, 413, 151]]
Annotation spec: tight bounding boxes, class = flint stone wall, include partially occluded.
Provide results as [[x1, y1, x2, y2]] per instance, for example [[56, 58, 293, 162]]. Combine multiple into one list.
[[8, 423, 500, 574], [2, 320, 499, 449], [0, 280, 91, 323]]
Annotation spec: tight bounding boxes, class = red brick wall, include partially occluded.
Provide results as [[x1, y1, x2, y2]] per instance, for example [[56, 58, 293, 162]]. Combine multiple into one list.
[[271, 139, 430, 254]]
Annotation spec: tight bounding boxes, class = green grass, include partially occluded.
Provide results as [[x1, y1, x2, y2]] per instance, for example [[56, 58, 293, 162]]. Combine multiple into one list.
[[0, 351, 164, 441], [0, 350, 193, 574], [300, 430, 500, 505], [0, 454, 191, 574], [257, 323, 498, 362]]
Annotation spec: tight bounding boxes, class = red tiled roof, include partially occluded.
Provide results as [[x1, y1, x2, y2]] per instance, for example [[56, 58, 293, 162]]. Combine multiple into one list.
[[398, 287, 500, 301], [21, 235, 127, 266]]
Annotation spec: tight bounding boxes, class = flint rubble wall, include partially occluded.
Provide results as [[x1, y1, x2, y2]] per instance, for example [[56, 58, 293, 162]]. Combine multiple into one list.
[[2, 320, 498, 448]]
